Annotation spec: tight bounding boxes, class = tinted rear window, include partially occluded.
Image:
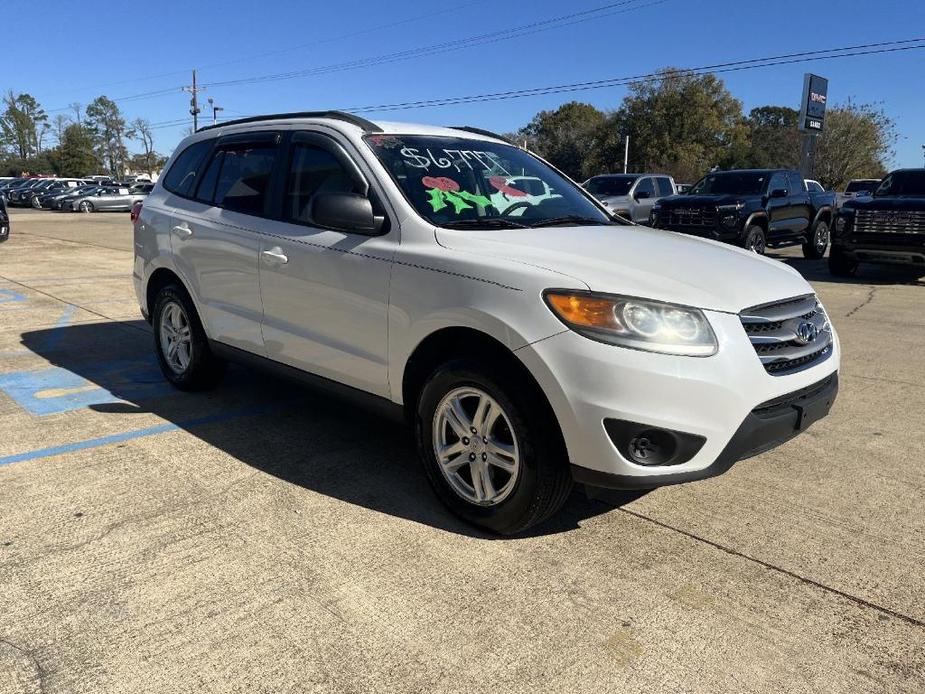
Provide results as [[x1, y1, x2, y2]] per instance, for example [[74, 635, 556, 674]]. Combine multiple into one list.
[[846, 180, 879, 193], [163, 140, 214, 197]]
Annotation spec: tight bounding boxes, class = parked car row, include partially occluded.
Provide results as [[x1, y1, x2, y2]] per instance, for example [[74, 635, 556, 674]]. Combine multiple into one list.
[[0, 177, 151, 212]]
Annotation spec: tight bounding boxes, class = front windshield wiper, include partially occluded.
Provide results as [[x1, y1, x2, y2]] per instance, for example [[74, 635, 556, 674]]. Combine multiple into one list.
[[441, 218, 530, 230], [528, 215, 616, 228]]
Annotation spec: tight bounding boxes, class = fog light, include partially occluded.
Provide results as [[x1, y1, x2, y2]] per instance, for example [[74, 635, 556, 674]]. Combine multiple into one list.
[[604, 419, 706, 467]]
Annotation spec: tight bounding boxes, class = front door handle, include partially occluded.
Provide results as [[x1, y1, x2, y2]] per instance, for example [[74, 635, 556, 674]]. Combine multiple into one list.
[[171, 223, 193, 238], [262, 248, 289, 265]]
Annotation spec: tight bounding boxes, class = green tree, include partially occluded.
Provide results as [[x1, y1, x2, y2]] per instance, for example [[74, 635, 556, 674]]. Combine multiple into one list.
[[0, 91, 49, 160], [85, 96, 128, 178], [611, 69, 747, 182], [737, 106, 801, 169], [51, 124, 101, 177], [514, 102, 609, 180], [813, 100, 896, 190]]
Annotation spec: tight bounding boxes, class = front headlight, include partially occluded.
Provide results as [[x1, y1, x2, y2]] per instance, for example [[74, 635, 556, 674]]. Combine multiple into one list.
[[834, 212, 852, 234], [717, 202, 744, 227], [544, 291, 718, 356]]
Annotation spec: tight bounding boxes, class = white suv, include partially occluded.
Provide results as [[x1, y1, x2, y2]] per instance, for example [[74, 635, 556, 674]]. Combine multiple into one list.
[[134, 112, 840, 534]]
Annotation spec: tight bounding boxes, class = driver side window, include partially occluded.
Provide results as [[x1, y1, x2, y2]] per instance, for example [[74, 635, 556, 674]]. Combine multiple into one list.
[[769, 173, 789, 194], [634, 177, 655, 198]]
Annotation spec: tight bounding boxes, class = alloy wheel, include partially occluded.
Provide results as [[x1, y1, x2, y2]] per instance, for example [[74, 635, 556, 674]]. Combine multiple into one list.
[[432, 387, 521, 506], [815, 222, 829, 253], [159, 301, 193, 374]]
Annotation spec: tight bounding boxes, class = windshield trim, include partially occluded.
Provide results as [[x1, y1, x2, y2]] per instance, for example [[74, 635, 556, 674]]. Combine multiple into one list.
[[363, 133, 621, 230]]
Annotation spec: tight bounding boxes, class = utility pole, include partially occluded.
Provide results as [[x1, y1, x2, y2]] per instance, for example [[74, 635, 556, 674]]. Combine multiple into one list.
[[182, 70, 205, 132], [207, 97, 224, 127], [623, 135, 630, 174]]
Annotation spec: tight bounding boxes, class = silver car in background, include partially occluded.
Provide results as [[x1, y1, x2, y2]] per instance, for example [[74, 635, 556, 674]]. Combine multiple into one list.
[[68, 187, 148, 213], [582, 173, 677, 224]]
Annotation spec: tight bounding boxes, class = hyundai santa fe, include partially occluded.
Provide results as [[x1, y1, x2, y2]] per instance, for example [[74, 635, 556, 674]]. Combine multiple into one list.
[[133, 111, 840, 534]]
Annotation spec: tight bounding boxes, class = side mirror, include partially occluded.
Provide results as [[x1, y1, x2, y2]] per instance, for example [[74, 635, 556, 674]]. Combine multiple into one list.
[[634, 190, 651, 200], [770, 188, 788, 199], [312, 192, 376, 233]]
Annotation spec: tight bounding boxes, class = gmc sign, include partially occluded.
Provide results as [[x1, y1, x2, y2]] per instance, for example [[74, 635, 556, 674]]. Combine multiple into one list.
[[799, 73, 829, 132]]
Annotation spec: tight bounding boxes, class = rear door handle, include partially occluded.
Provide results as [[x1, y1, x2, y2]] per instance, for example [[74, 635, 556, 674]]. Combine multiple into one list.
[[262, 248, 289, 265], [171, 223, 193, 238]]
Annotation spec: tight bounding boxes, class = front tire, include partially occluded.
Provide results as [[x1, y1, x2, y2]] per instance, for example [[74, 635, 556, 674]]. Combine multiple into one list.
[[743, 225, 767, 254], [802, 219, 830, 259], [416, 360, 573, 534], [152, 285, 226, 390], [828, 245, 859, 277]]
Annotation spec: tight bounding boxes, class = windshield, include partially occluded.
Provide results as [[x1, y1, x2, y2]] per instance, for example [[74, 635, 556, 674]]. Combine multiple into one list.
[[874, 171, 925, 197], [365, 134, 611, 228], [584, 175, 637, 197], [846, 180, 879, 193], [690, 172, 769, 195]]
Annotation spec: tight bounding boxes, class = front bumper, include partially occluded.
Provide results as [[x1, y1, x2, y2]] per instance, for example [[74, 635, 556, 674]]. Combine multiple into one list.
[[571, 373, 838, 489], [836, 232, 925, 267], [515, 310, 840, 487]]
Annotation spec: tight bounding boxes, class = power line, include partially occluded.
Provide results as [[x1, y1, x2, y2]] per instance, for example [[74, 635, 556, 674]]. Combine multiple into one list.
[[203, 0, 665, 89], [38, 0, 490, 106], [146, 37, 925, 131], [343, 39, 925, 112]]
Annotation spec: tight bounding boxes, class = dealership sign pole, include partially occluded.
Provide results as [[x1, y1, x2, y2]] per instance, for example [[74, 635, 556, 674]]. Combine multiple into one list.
[[798, 73, 828, 179]]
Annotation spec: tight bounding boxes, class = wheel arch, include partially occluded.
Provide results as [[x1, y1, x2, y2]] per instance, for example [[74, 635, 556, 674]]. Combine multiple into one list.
[[400, 327, 562, 444], [146, 267, 190, 322], [744, 211, 768, 231], [812, 206, 833, 227]]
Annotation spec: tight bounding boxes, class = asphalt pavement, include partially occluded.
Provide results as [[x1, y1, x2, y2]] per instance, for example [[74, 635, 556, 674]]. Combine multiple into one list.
[[1, 209, 923, 693]]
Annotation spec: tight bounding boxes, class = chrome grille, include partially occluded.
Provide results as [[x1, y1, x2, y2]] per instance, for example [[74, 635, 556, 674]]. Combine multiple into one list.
[[855, 209, 925, 234], [740, 295, 833, 376], [667, 207, 717, 227]]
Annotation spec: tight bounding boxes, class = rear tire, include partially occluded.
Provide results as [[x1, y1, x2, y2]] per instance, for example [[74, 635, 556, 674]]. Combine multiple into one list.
[[802, 219, 830, 259], [743, 225, 767, 255], [78, 201, 93, 213], [152, 284, 226, 391], [415, 359, 573, 535], [828, 246, 859, 277]]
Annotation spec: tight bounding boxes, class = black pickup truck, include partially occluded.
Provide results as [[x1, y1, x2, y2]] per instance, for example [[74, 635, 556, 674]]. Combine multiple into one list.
[[650, 169, 836, 258], [829, 168, 925, 276]]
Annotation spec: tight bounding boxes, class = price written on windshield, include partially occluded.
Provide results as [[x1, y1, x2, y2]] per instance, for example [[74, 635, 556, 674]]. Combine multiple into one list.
[[400, 147, 511, 175]]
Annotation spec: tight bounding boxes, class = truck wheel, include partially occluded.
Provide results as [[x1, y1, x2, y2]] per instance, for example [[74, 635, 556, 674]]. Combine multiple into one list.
[[802, 220, 830, 259], [828, 246, 859, 277], [743, 225, 766, 254], [152, 284, 226, 390], [416, 360, 573, 535]]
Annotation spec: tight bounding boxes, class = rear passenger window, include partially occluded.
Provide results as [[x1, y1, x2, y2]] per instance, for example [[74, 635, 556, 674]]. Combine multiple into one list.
[[285, 144, 360, 223], [162, 140, 213, 197], [195, 151, 224, 204], [656, 177, 673, 196], [213, 146, 277, 216], [788, 172, 804, 194]]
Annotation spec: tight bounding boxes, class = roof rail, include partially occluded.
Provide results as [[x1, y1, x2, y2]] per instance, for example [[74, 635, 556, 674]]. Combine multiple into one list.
[[448, 126, 511, 143], [198, 111, 383, 133]]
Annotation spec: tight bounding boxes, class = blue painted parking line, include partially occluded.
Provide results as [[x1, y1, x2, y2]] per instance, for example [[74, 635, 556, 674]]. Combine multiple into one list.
[[0, 289, 26, 304], [0, 404, 281, 467], [0, 358, 173, 416]]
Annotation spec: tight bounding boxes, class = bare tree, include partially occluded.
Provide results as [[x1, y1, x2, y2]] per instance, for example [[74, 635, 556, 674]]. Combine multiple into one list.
[[70, 103, 82, 125], [127, 118, 156, 174], [53, 114, 70, 145]]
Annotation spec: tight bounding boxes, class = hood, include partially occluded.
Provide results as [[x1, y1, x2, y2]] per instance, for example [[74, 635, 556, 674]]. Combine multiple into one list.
[[843, 196, 925, 211], [436, 225, 811, 314], [658, 193, 749, 208], [597, 194, 632, 207]]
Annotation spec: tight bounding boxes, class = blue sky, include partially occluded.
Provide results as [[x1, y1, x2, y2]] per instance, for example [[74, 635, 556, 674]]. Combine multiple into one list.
[[6, 0, 924, 167]]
